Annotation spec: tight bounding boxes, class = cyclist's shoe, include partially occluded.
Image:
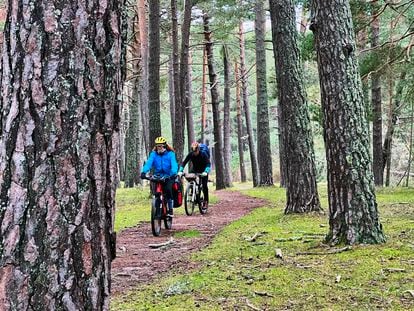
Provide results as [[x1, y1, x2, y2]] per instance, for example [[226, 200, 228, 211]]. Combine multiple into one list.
[[203, 201, 208, 209], [168, 210, 174, 218]]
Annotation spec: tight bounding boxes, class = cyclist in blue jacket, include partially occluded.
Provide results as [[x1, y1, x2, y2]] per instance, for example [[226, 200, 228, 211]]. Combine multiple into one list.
[[141, 136, 178, 217]]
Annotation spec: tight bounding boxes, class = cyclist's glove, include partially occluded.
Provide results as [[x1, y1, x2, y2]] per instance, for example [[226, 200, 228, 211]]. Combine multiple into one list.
[[140, 172, 146, 179], [201, 172, 208, 177]]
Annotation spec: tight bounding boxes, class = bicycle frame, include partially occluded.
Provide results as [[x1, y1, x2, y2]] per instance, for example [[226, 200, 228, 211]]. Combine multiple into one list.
[[184, 173, 207, 215], [145, 175, 173, 236]]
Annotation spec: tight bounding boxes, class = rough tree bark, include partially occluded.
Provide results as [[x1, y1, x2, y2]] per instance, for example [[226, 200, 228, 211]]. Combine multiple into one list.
[[201, 47, 208, 143], [125, 13, 143, 187], [239, 20, 259, 187], [186, 50, 195, 147], [223, 45, 233, 187], [255, 0, 273, 186], [371, 0, 383, 186], [137, 0, 150, 154], [310, 0, 385, 245], [270, 0, 321, 213], [0, 0, 125, 308], [383, 72, 406, 186], [235, 61, 247, 182], [171, 0, 180, 149], [148, 0, 161, 147], [203, 12, 226, 190], [176, 0, 193, 161]]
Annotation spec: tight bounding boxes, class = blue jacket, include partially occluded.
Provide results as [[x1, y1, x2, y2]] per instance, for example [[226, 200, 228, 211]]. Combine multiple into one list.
[[141, 150, 178, 178]]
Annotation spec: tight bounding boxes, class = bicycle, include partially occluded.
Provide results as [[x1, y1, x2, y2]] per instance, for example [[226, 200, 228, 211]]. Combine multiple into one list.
[[143, 175, 173, 236], [184, 173, 208, 216]]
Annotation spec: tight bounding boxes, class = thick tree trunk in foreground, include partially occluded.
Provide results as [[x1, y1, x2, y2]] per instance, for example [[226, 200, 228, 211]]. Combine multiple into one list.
[[0, 0, 125, 308], [255, 0, 273, 186], [270, 0, 321, 213], [310, 0, 385, 245]]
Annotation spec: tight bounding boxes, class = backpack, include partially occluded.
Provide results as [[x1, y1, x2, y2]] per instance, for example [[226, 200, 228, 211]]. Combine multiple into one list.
[[199, 143, 210, 159], [172, 176, 183, 207]]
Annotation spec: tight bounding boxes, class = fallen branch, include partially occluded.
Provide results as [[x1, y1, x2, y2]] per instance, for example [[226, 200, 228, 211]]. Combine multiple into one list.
[[245, 232, 264, 242], [254, 290, 274, 298], [297, 246, 352, 256], [275, 236, 302, 242], [383, 268, 406, 273], [245, 299, 262, 311], [148, 237, 175, 249]]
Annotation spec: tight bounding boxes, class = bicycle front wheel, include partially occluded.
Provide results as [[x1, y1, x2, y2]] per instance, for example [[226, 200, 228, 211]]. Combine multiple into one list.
[[184, 183, 195, 216], [151, 197, 162, 236], [198, 190, 208, 214], [164, 200, 173, 229]]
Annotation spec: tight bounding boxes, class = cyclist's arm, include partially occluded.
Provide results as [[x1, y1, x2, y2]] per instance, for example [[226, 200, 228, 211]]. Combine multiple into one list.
[[179, 153, 192, 172], [170, 151, 178, 176], [141, 151, 156, 174], [204, 156, 211, 173]]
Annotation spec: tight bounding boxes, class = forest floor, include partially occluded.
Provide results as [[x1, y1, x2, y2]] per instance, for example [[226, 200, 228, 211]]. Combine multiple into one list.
[[111, 190, 266, 295]]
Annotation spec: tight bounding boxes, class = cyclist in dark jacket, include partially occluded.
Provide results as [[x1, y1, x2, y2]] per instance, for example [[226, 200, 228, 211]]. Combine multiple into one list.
[[178, 142, 210, 208], [141, 136, 178, 217]]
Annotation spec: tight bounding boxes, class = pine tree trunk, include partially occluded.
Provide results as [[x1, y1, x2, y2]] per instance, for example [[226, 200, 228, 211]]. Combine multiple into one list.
[[176, 0, 192, 161], [277, 104, 287, 187], [125, 13, 143, 187], [383, 72, 406, 186], [0, 0, 125, 308], [201, 47, 208, 143], [239, 20, 259, 187], [310, 0, 385, 245], [255, 0, 273, 186], [125, 84, 141, 187], [371, 1, 383, 186], [168, 53, 176, 138], [235, 61, 247, 182], [137, 0, 150, 154], [186, 50, 196, 147], [171, 0, 180, 151], [223, 45, 233, 187], [203, 12, 226, 190], [270, 0, 321, 213], [148, 0, 161, 146]]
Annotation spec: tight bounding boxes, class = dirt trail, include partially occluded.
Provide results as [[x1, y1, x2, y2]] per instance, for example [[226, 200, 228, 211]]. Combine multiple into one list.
[[111, 190, 266, 295]]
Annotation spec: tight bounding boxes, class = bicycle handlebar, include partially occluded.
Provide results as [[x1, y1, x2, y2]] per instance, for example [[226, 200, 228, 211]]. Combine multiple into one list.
[[142, 175, 175, 182]]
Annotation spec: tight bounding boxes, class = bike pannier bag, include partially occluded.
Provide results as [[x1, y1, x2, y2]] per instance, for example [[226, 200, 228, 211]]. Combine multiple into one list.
[[173, 177, 183, 207]]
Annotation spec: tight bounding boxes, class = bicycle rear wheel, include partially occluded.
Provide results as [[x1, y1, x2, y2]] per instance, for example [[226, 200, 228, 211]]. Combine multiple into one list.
[[151, 197, 162, 236], [184, 183, 195, 216]]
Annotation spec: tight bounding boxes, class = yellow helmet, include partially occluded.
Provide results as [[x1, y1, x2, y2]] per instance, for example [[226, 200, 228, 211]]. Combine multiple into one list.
[[155, 136, 167, 144]]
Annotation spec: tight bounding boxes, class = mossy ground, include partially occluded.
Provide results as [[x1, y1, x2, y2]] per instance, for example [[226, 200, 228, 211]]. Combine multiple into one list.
[[111, 185, 414, 311]]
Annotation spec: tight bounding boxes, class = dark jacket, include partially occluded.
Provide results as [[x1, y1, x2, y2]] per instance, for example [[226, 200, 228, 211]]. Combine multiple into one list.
[[179, 152, 211, 173]]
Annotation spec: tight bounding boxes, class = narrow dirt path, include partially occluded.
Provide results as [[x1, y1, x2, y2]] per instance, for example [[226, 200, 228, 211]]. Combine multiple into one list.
[[111, 190, 266, 295]]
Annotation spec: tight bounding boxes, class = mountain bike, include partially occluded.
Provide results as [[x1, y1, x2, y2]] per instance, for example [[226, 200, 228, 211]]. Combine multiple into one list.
[[143, 175, 173, 236], [184, 173, 208, 216]]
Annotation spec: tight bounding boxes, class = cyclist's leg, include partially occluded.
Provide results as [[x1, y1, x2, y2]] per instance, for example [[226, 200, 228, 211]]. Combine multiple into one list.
[[164, 179, 174, 217], [201, 175, 209, 206]]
